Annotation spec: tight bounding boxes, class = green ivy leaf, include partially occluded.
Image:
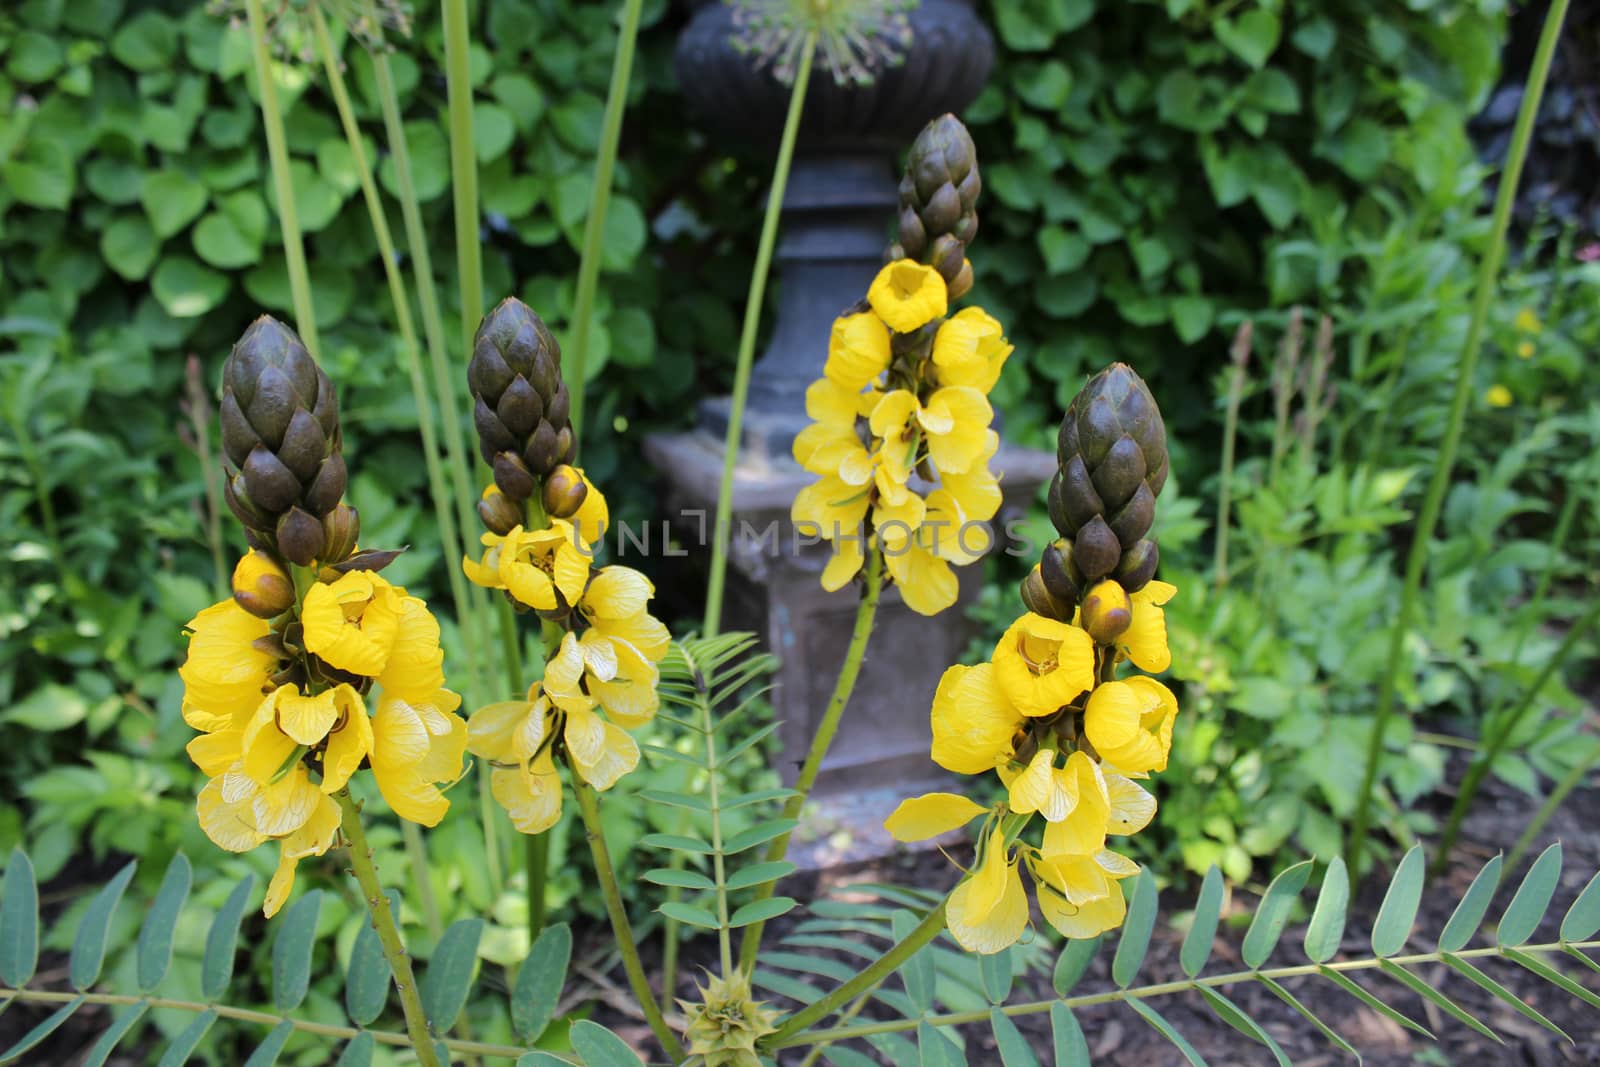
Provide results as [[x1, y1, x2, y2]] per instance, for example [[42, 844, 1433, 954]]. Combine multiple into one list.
[[1215, 9, 1281, 69]]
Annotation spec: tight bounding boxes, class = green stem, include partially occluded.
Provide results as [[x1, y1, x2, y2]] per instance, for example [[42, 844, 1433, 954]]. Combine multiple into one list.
[[400, 820, 444, 943], [570, 774, 686, 1062], [701, 659, 735, 977], [336, 790, 442, 1067], [769, 940, 1600, 1048], [737, 545, 881, 973], [442, 0, 484, 353], [244, 0, 318, 360], [1347, 0, 1570, 877], [1505, 738, 1600, 873], [703, 32, 816, 638], [1214, 325, 1250, 589], [566, 0, 647, 446], [1434, 596, 1600, 870], [525, 833, 548, 935], [767, 898, 946, 1044]]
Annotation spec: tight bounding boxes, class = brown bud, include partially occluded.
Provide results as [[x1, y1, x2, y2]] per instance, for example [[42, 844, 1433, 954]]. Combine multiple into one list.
[[276, 506, 326, 567], [493, 452, 536, 502], [232, 550, 294, 618], [320, 503, 360, 564], [478, 486, 524, 535], [946, 259, 974, 301], [930, 234, 966, 282], [1081, 580, 1132, 644], [1115, 539, 1160, 593], [542, 464, 588, 519], [1021, 565, 1073, 622], [1073, 516, 1121, 581], [1039, 539, 1083, 605]]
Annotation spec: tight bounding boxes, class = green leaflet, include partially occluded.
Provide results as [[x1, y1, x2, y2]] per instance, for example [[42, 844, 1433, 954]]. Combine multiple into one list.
[[272, 889, 322, 1013], [1180, 866, 1224, 977], [1050, 1002, 1090, 1066], [989, 1007, 1040, 1067], [335, 1032, 375, 1067], [1242, 859, 1312, 968], [1126, 997, 1207, 1065], [344, 889, 398, 1028], [422, 917, 484, 1030], [79, 1002, 149, 1067], [512, 922, 572, 1042], [0, 994, 85, 1063], [137, 852, 191, 991], [1378, 959, 1501, 1043], [155, 1008, 218, 1067], [1562, 869, 1600, 942], [1254, 974, 1360, 1060], [1439, 853, 1501, 953], [202, 875, 256, 1000], [0, 850, 38, 987], [1302, 856, 1348, 963], [241, 1019, 295, 1067], [1442, 952, 1570, 1041], [894, 908, 937, 1015], [1113, 869, 1158, 987], [70, 860, 136, 990], [1053, 934, 1100, 995], [1498, 842, 1561, 946], [570, 1019, 646, 1066], [1370, 845, 1424, 957], [1198, 987, 1290, 1065]]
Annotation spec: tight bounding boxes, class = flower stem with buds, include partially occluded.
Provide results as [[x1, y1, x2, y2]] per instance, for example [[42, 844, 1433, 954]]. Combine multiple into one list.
[[337, 790, 442, 1067], [703, 31, 818, 638]]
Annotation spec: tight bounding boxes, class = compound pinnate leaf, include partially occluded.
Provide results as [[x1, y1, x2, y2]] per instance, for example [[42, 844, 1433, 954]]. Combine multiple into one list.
[[1113, 869, 1158, 987], [1181, 866, 1223, 977], [1439, 854, 1501, 953], [1303, 856, 1349, 964], [1498, 842, 1561, 947], [138, 852, 191, 991], [512, 922, 571, 1043], [0, 849, 39, 986], [70, 860, 136, 990], [422, 917, 484, 1031], [1371, 846, 1424, 958], [272, 889, 322, 1012]]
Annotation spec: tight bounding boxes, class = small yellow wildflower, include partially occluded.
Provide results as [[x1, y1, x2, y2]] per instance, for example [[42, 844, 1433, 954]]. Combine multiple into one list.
[[1485, 384, 1513, 408], [1514, 307, 1542, 334], [1517, 341, 1535, 359], [867, 259, 948, 333]]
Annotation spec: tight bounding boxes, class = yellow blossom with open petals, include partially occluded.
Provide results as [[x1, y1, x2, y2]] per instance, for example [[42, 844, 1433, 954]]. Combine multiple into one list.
[[792, 377, 877, 485], [867, 259, 947, 333], [572, 566, 670, 726], [824, 311, 892, 390], [1084, 676, 1178, 775], [465, 521, 591, 611], [869, 387, 993, 477], [264, 794, 341, 918], [370, 689, 466, 826], [300, 572, 402, 677], [1001, 749, 1077, 822], [930, 662, 1024, 774], [932, 307, 1013, 393], [179, 600, 277, 732], [945, 826, 1029, 954], [1029, 848, 1137, 940], [1118, 580, 1175, 674], [992, 613, 1096, 717]]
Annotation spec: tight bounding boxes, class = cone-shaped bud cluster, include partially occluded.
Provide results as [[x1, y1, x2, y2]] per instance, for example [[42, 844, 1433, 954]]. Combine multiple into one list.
[[468, 298, 574, 502], [220, 317, 348, 565], [890, 114, 980, 298], [1047, 363, 1168, 596]]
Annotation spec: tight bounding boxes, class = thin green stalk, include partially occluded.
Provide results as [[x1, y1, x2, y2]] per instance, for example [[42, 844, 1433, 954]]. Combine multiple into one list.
[[1505, 738, 1600, 873], [570, 774, 686, 1062], [525, 833, 548, 935], [441, 0, 483, 354], [1434, 597, 1600, 869], [566, 0, 648, 445], [702, 659, 735, 977], [796, 975, 884, 1067], [738, 545, 881, 973], [1348, 0, 1571, 877], [1214, 322, 1251, 589], [361, 7, 482, 584], [767, 897, 946, 1043], [769, 940, 1600, 1048], [1266, 308, 1300, 486], [244, 0, 318, 359], [400, 820, 444, 943], [336, 790, 442, 1067], [703, 32, 817, 638]]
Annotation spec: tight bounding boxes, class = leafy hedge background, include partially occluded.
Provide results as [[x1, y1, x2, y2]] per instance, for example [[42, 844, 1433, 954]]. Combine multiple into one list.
[[3, 0, 1593, 892]]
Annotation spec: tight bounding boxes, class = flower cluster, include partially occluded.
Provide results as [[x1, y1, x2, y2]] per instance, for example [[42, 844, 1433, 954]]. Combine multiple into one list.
[[885, 363, 1178, 953], [183, 317, 463, 917], [462, 298, 669, 833], [792, 115, 1009, 616]]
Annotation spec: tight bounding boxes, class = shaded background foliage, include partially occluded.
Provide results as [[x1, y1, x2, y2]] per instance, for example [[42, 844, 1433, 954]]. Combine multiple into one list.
[[1, 0, 1595, 917]]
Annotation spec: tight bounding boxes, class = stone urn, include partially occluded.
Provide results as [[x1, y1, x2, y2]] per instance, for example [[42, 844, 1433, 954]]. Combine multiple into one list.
[[647, 1, 1053, 837]]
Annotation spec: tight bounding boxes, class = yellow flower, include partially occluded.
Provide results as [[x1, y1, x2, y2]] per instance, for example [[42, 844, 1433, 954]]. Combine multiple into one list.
[[1117, 580, 1176, 674], [374, 593, 447, 703], [570, 469, 610, 549], [791, 475, 872, 583], [241, 683, 370, 797], [1000, 749, 1077, 821], [991, 613, 1096, 717], [869, 387, 993, 476], [1084, 676, 1178, 775], [824, 311, 892, 390], [1516, 340, 1535, 359], [1485, 384, 1513, 408], [264, 795, 342, 918], [867, 259, 948, 333], [945, 826, 1029, 954], [1514, 307, 1542, 334], [930, 662, 1024, 774], [370, 690, 467, 826], [300, 572, 403, 677], [884, 792, 988, 841], [570, 566, 670, 726], [179, 600, 277, 732], [932, 307, 1013, 393], [1028, 848, 1138, 940], [465, 521, 591, 611], [883, 524, 960, 616], [792, 377, 877, 485], [1041, 760, 1155, 855], [940, 430, 1003, 524]]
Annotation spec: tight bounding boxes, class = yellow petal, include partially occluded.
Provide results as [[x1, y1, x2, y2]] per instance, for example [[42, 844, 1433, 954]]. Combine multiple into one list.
[[824, 311, 892, 390], [991, 613, 1096, 716], [264, 849, 299, 919], [251, 764, 322, 837], [1037, 877, 1127, 940], [821, 538, 865, 591], [886, 544, 959, 617], [1121, 581, 1176, 674], [417, 712, 468, 785], [491, 760, 563, 835], [1042, 752, 1110, 855], [372, 693, 431, 768], [320, 686, 371, 794], [584, 566, 654, 620], [187, 729, 243, 777], [571, 470, 610, 548], [1104, 772, 1156, 836], [564, 706, 639, 791], [197, 773, 265, 853], [579, 631, 619, 683], [274, 687, 341, 747], [240, 686, 301, 785], [945, 827, 1027, 954], [867, 260, 948, 333], [373, 764, 450, 826], [376, 595, 446, 702], [553, 547, 592, 608], [466, 699, 532, 762], [1004, 749, 1075, 822], [930, 663, 1022, 775], [883, 792, 987, 842], [179, 600, 275, 722], [868, 389, 920, 440]]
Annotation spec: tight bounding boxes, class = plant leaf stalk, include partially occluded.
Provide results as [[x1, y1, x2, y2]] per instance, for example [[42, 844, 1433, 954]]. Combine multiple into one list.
[[1348, 0, 1571, 876], [702, 32, 817, 638], [736, 544, 881, 974], [565, 0, 648, 445]]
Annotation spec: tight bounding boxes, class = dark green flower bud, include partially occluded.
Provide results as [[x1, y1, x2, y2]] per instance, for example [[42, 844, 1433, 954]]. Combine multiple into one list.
[[1039, 539, 1083, 605], [542, 464, 589, 519], [1115, 539, 1160, 593], [320, 503, 360, 564], [1073, 515, 1121, 582], [219, 316, 346, 553], [1021, 565, 1073, 622], [276, 506, 326, 567], [469, 298, 576, 499], [893, 113, 981, 265]]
